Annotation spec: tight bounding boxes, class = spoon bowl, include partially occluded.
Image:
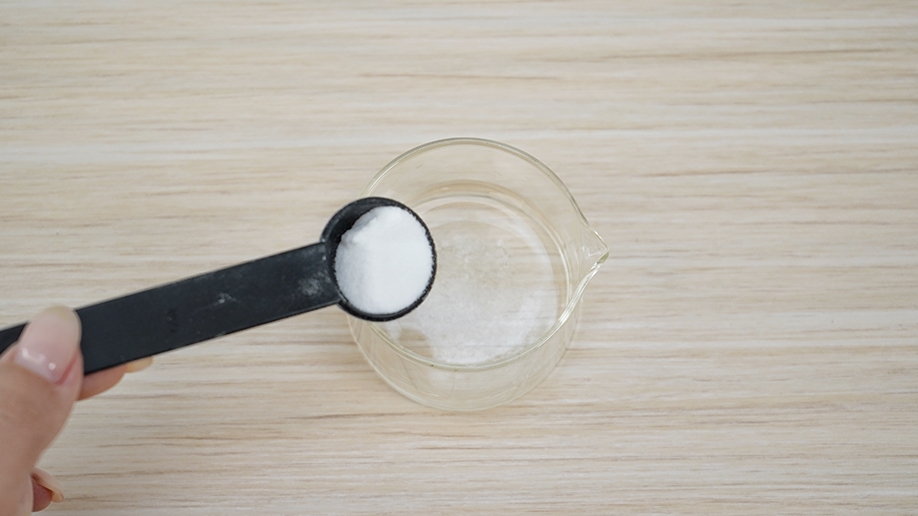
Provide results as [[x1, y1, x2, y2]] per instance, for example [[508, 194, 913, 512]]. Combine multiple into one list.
[[324, 197, 437, 322]]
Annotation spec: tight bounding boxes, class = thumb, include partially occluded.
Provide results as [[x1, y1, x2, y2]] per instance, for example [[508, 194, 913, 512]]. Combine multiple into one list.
[[0, 307, 82, 511]]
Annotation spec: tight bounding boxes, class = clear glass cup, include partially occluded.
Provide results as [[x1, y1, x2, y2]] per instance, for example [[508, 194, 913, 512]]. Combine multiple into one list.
[[349, 138, 608, 410]]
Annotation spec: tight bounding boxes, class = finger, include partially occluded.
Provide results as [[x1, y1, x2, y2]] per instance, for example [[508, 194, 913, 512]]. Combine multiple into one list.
[[31, 468, 64, 511], [125, 356, 153, 373], [79, 364, 126, 400], [78, 357, 153, 400], [32, 480, 53, 512], [0, 307, 82, 512], [31, 480, 52, 513]]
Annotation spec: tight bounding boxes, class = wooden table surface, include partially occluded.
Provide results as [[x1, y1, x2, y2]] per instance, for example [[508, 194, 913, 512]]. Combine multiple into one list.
[[2, 1, 916, 514]]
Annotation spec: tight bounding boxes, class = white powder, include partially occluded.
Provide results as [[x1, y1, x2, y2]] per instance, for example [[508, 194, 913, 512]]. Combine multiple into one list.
[[335, 206, 434, 315], [379, 196, 560, 366]]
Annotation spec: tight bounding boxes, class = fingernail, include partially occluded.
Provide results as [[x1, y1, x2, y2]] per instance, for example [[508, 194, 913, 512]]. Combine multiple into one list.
[[125, 356, 153, 373], [32, 468, 65, 503], [14, 306, 81, 384]]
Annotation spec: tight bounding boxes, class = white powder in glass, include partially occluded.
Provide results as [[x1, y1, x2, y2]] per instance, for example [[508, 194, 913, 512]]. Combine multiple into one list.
[[335, 206, 434, 315], [378, 196, 560, 366]]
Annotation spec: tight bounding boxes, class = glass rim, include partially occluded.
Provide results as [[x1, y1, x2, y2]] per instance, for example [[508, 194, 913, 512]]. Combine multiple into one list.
[[356, 137, 607, 372]]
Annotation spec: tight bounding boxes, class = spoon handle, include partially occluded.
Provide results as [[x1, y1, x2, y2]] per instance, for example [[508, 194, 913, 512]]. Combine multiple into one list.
[[0, 243, 339, 374]]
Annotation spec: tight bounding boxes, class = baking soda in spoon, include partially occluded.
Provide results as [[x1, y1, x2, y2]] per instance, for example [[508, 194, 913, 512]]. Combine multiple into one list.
[[335, 206, 435, 315]]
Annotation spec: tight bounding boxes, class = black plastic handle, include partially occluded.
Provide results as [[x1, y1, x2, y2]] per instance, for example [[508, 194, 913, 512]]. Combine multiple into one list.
[[0, 243, 339, 374], [0, 196, 437, 375]]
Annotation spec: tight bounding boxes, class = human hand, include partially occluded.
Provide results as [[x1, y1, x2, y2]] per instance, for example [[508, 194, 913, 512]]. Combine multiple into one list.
[[0, 307, 151, 515]]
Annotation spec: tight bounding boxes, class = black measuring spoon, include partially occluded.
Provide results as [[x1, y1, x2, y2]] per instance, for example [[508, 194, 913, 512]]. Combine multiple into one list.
[[0, 197, 436, 374]]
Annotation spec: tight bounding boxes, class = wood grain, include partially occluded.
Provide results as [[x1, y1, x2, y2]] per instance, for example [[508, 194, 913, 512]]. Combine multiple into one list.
[[1, 1, 916, 514]]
